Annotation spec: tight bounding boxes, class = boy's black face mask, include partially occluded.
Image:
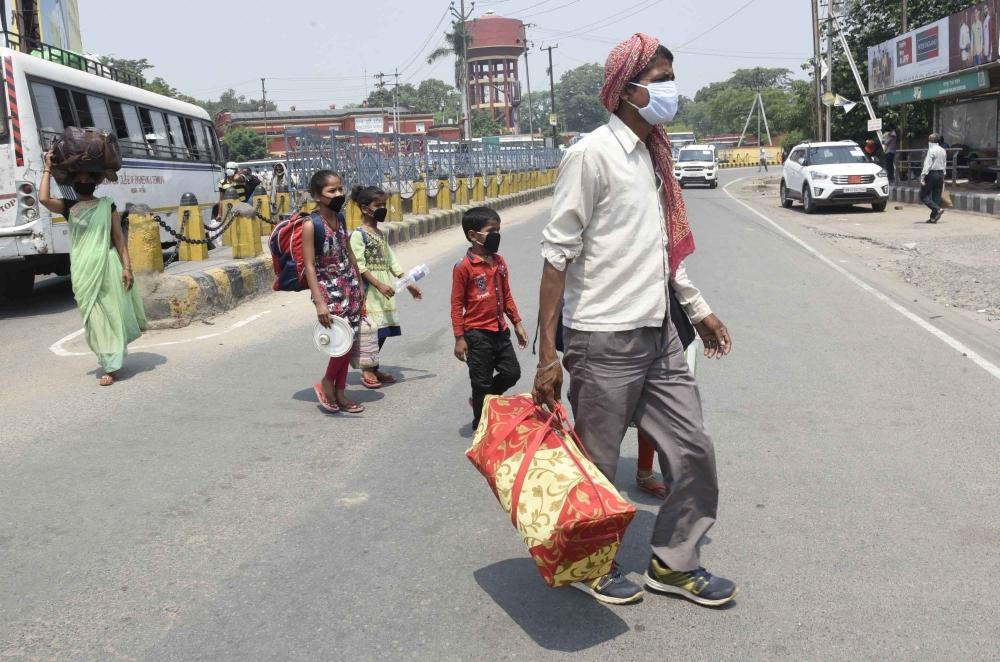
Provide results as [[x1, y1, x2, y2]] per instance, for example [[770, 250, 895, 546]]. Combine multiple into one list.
[[480, 231, 501, 253]]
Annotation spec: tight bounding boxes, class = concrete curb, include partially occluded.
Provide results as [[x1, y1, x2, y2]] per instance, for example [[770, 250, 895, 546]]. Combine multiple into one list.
[[889, 183, 1000, 216], [141, 184, 555, 328]]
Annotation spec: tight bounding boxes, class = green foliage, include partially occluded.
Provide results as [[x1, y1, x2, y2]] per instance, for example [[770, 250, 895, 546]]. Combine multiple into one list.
[[426, 21, 473, 90], [97, 56, 152, 79], [555, 63, 608, 133], [364, 79, 462, 123], [471, 111, 503, 138], [220, 125, 267, 161]]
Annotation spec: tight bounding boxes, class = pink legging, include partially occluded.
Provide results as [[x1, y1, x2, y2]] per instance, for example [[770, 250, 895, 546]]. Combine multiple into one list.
[[325, 355, 350, 389]]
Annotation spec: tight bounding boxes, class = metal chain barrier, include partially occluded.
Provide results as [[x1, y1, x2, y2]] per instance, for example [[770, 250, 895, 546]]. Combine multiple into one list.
[[153, 207, 240, 246]]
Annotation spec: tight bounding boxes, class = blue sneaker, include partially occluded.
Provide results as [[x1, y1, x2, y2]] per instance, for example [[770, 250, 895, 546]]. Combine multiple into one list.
[[570, 562, 644, 605], [644, 558, 737, 607]]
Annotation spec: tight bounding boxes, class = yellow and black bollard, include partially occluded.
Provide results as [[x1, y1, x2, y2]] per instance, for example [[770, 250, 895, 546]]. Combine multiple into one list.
[[487, 171, 499, 198], [252, 186, 271, 237], [274, 183, 291, 218], [412, 180, 429, 215], [456, 177, 468, 205], [387, 190, 404, 222], [437, 179, 452, 210], [220, 187, 241, 246], [126, 204, 164, 273], [231, 203, 263, 258], [472, 176, 485, 202], [177, 193, 208, 261]]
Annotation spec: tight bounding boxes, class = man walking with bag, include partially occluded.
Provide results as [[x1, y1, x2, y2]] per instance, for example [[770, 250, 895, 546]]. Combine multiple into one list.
[[533, 33, 737, 607]]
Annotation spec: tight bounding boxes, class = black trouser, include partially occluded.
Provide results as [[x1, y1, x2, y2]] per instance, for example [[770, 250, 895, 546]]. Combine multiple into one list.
[[885, 152, 895, 182], [465, 328, 521, 427], [920, 171, 944, 215]]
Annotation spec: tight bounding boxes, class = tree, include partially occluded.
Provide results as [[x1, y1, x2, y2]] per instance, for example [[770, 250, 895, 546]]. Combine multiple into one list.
[[220, 126, 267, 161], [471, 111, 503, 138], [555, 63, 607, 133], [426, 21, 472, 91], [97, 55, 153, 80]]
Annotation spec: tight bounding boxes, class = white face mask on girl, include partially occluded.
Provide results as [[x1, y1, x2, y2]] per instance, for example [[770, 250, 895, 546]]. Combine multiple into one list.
[[627, 80, 679, 125]]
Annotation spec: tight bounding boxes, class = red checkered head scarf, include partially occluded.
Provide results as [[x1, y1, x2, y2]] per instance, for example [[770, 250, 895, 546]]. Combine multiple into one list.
[[600, 33, 694, 277]]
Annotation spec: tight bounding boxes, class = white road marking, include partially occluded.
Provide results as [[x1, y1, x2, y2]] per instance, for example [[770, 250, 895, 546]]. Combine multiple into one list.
[[723, 176, 1000, 382], [49, 311, 273, 358]]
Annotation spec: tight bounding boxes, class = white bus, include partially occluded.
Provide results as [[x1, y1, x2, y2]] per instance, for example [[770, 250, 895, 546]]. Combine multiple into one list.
[[0, 43, 223, 297]]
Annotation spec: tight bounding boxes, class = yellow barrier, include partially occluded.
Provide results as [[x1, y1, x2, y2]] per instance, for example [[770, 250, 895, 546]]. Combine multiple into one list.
[[436, 180, 452, 210], [412, 181, 429, 215], [387, 191, 403, 222], [456, 178, 469, 205], [220, 187, 241, 246], [274, 185, 291, 218], [472, 176, 485, 202], [487, 172, 499, 198], [231, 204, 262, 258], [126, 204, 164, 273], [344, 199, 362, 231], [177, 193, 208, 261], [253, 188, 271, 237]]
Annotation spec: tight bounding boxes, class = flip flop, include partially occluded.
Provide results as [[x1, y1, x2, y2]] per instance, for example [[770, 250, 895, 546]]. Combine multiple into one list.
[[314, 384, 340, 413], [99, 373, 115, 386], [636, 474, 668, 499], [361, 374, 382, 389], [338, 400, 365, 414]]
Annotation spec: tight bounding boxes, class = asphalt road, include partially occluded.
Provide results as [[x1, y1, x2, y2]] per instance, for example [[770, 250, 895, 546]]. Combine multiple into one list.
[[2, 168, 999, 661]]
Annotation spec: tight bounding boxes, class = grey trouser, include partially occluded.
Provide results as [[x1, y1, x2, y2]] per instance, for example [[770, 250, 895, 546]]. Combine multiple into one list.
[[563, 319, 718, 572]]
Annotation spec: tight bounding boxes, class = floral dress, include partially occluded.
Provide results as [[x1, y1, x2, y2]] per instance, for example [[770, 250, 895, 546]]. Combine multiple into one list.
[[314, 214, 363, 329], [350, 226, 403, 340]]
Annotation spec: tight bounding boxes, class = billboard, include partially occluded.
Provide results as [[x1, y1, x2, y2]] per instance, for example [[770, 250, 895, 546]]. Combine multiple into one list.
[[867, 1, 996, 93], [39, 0, 82, 52]]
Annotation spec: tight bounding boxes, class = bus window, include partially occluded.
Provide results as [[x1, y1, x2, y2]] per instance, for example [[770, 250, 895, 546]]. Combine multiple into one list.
[[202, 122, 221, 162], [109, 100, 149, 157], [138, 107, 170, 158], [166, 114, 190, 159], [184, 117, 207, 161], [53, 87, 75, 129], [30, 82, 64, 137], [86, 95, 113, 131], [71, 91, 93, 126]]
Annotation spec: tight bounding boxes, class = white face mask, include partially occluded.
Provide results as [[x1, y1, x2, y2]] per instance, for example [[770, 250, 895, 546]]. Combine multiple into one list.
[[627, 81, 679, 125], [225, 169, 235, 177]]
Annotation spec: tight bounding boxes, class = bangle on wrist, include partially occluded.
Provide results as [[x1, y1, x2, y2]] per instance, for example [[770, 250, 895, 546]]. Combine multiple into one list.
[[537, 358, 561, 371]]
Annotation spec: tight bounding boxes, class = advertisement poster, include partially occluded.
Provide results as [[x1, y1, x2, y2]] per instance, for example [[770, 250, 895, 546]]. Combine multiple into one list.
[[894, 18, 950, 84], [868, 41, 895, 92], [38, 0, 83, 52], [949, 1, 996, 71]]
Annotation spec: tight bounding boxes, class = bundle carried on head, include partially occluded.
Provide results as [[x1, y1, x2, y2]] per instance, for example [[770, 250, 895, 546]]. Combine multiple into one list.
[[49, 126, 123, 185]]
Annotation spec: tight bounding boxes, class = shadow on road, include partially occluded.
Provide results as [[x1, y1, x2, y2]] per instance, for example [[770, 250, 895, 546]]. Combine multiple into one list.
[[292, 386, 386, 410], [85, 352, 167, 381], [0, 275, 75, 319], [473, 557, 630, 652]]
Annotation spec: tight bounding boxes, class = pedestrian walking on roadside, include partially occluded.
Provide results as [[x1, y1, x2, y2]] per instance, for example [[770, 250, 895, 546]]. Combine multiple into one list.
[[883, 124, 898, 183], [300, 170, 366, 414], [758, 146, 768, 172], [39, 149, 146, 386], [349, 185, 422, 389], [533, 33, 737, 607], [920, 133, 947, 223], [452, 207, 529, 430]]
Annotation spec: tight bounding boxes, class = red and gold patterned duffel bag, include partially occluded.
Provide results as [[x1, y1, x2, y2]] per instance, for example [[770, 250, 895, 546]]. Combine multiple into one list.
[[466, 394, 636, 587]]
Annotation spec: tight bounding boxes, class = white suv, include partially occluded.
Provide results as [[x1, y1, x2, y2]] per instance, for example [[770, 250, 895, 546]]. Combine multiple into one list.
[[780, 141, 889, 213], [674, 145, 718, 189]]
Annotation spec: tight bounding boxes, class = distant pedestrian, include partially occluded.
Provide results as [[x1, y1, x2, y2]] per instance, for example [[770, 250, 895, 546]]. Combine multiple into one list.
[[883, 124, 898, 182], [350, 185, 422, 389], [452, 207, 528, 430], [758, 146, 768, 172], [864, 138, 877, 160], [300, 170, 366, 414], [920, 133, 947, 223], [39, 149, 146, 386]]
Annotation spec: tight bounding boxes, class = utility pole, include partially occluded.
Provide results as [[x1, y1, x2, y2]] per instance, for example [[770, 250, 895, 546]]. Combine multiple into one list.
[[826, 2, 833, 141], [901, 0, 909, 148], [522, 23, 535, 140], [811, 0, 823, 140], [543, 44, 558, 147], [450, 0, 475, 141], [261, 78, 269, 157]]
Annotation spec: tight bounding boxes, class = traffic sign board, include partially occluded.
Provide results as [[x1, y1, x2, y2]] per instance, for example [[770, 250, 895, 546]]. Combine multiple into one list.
[[867, 118, 883, 132], [548, 113, 558, 127]]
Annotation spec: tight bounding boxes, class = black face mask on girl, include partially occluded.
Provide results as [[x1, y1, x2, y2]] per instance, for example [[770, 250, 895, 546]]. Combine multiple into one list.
[[73, 182, 97, 196], [327, 195, 346, 214], [478, 231, 501, 253], [371, 207, 388, 223]]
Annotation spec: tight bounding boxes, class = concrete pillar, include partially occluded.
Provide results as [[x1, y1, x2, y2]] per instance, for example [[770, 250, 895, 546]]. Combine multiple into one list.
[[387, 191, 404, 222], [275, 184, 291, 218], [346, 200, 363, 231], [231, 203, 262, 258], [126, 204, 164, 273], [456, 178, 469, 205], [437, 180, 452, 210], [472, 176, 485, 202], [177, 193, 208, 261], [413, 180, 429, 215], [252, 186, 271, 236], [220, 187, 241, 246], [487, 171, 499, 198]]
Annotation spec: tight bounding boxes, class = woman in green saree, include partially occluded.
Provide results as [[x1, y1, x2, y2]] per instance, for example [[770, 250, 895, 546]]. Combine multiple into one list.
[[40, 150, 147, 385]]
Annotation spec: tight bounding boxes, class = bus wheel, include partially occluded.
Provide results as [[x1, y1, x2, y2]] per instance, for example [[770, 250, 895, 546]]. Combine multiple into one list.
[[5, 270, 35, 299]]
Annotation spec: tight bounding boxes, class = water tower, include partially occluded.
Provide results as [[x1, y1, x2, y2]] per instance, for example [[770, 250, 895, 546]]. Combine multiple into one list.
[[465, 12, 526, 132]]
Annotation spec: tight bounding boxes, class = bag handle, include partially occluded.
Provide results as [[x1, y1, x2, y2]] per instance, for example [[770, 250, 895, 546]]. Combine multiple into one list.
[[508, 408, 559, 528]]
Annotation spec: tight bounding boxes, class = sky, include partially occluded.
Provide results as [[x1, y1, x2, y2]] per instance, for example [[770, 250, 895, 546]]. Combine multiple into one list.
[[78, 0, 815, 109]]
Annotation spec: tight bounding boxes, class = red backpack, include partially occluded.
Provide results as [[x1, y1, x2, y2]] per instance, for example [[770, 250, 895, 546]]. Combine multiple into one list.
[[268, 211, 328, 291]]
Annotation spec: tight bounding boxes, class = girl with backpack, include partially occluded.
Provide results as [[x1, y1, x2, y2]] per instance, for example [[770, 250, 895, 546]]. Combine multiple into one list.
[[349, 186, 422, 389], [300, 170, 365, 414]]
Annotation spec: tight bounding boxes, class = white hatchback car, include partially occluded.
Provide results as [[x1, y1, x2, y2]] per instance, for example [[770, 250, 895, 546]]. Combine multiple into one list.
[[780, 141, 889, 213]]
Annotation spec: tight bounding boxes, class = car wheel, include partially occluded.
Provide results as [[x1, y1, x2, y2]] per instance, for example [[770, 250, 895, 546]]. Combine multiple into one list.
[[710, 181, 718, 189], [872, 201, 887, 212], [779, 181, 793, 208], [802, 186, 817, 214]]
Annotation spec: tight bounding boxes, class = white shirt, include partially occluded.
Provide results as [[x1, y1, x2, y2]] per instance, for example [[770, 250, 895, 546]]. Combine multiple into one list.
[[921, 143, 947, 176], [541, 114, 712, 332]]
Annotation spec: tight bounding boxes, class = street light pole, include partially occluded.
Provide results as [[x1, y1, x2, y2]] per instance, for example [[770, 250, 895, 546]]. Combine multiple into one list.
[[826, 3, 833, 141], [811, 0, 823, 140], [261, 78, 269, 157]]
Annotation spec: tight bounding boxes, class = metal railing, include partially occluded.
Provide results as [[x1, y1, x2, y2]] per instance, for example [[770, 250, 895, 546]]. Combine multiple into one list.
[[282, 129, 562, 199], [893, 148, 962, 184], [1, 31, 145, 88]]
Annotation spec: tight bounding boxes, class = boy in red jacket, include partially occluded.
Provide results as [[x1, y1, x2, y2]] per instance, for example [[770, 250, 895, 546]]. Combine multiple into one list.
[[451, 207, 529, 429]]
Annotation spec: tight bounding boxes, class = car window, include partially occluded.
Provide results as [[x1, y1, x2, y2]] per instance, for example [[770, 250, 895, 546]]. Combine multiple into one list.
[[679, 149, 714, 162], [788, 149, 803, 165], [807, 146, 868, 165]]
